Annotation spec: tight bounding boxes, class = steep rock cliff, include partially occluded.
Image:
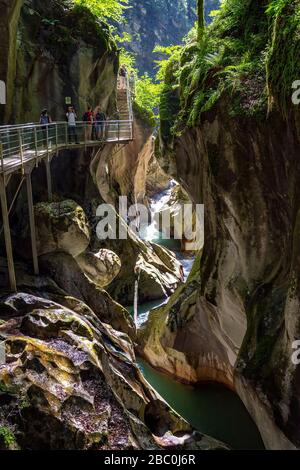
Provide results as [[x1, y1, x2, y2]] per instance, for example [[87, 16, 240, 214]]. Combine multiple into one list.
[[0, 0, 23, 123], [119, 0, 220, 75], [1, 0, 118, 124], [141, 0, 300, 450]]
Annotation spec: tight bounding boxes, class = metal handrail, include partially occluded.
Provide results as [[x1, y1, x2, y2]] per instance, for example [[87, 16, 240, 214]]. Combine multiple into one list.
[[0, 69, 135, 173], [0, 119, 133, 132], [0, 119, 134, 174]]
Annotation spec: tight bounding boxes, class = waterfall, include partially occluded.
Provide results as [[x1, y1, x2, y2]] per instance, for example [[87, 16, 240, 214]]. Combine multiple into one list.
[[133, 255, 143, 326]]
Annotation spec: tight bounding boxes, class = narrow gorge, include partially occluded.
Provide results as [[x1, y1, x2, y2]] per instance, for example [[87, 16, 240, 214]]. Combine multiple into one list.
[[0, 0, 299, 455]]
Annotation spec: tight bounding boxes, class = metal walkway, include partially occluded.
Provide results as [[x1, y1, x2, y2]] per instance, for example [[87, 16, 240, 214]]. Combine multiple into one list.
[[0, 74, 134, 291], [0, 120, 133, 176]]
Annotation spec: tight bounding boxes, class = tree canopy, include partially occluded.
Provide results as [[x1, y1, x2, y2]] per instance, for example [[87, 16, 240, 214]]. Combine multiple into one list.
[[74, 0, 129, 22]]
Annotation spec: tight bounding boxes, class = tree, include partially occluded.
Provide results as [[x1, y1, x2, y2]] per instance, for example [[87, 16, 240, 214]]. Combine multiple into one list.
[[74, 0, 128, 22], [197, 0, 205, 41]]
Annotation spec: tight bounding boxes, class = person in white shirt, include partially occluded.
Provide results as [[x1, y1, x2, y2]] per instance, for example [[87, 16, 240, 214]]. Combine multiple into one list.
[[66, 106, 79, 144]]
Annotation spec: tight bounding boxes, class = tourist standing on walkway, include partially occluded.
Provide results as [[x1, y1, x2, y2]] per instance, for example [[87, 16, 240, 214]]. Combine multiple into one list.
[[66, 106, 79, 144], [94, 107, 106, 140], [39, 109, 52, 146], [119, 66, 127, 91], [83, 106, 93, 141]]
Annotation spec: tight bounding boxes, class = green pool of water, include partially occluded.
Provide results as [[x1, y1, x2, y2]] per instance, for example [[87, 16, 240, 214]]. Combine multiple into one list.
[[137, 358, 265, 450]]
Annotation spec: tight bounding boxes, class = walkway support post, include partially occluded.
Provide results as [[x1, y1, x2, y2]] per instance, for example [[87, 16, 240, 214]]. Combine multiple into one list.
[[0, 175, 17, 292], [0, 142, 3, 173], [34, 127, 38, 162], [45, 159, 52, 202], [55, 123, 58, 152], [18, 129, 24, 173], [65, 123, 68, 145], [25, 170, 39, 276]]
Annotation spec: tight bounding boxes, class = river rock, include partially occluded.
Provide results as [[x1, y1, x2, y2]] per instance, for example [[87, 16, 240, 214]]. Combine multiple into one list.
[[0, 293, 228, 450], [76, 249, 121, 288]]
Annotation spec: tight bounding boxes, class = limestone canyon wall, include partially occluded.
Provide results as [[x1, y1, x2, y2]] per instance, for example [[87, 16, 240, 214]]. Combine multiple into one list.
[[1, 0, 118, 124], [141, 1, 300, 450]]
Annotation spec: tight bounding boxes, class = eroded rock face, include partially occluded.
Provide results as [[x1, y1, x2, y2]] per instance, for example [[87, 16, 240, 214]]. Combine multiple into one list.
[[146, 154, 171, 197], [0, 293, 228, 450], [156, 184, 202, 252], [149, 94, 300, 449], [39, 252, 135, 339], [139, 255, 235, 388], [0, 0, 23, 123], [5, 0, 118, 123], [17, 200, 90, 258], [108, 114, 156, 207]]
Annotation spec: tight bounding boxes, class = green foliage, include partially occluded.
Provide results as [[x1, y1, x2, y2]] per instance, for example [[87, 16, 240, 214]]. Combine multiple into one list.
[[114, 31, 132, 44], [135, 75, 161, 123], [119, 48, 136, 72], [74, 0, 129, 22], [0, 427, 16, 448], [266, 0, 289, 17], [266, 0, 300, 113], [153, 45, 182, 82], [158, 0, 300, 136]]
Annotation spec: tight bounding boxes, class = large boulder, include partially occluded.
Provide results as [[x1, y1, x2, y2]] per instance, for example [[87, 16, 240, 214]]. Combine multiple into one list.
[[17, 200, 90, 258], [76, 249, 121, 288], [0, 293, 228, 450]]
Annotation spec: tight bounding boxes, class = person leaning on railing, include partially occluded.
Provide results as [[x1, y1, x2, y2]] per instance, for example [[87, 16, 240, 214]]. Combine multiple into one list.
[[66, 106, 79, 144], [83, 107, 93, 141], [39, 109, 52, 146], [93, 107, 107, 141]]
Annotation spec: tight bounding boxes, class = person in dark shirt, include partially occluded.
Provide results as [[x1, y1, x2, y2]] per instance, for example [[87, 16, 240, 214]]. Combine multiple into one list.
[[94, 107, 106, 140], [83, 106, 93, 141], [39, 109, 52, 146]]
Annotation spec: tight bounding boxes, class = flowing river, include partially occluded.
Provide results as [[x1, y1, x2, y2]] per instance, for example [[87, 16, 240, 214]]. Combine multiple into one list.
[[133, 182, 265, 450]]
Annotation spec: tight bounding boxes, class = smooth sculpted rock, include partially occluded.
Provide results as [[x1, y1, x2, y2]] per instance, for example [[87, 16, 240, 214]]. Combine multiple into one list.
[[139, 255, 234, 389], [39, 252, 135, 339], [17, 200, 90, 258], [76, 249, 121, 288], [0, 293, 228, 450], [105, 221, 183, 304]]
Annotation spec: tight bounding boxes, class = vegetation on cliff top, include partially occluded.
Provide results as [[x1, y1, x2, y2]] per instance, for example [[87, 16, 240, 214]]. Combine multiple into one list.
[[24, 0, 117, 65], [159, 0, 300, 140], [74, 0, 129, 22]]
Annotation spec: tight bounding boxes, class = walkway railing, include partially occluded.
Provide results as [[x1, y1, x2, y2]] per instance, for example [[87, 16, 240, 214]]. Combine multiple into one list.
[[0, 119, 133, 174], [0, 68, 135, 292]]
